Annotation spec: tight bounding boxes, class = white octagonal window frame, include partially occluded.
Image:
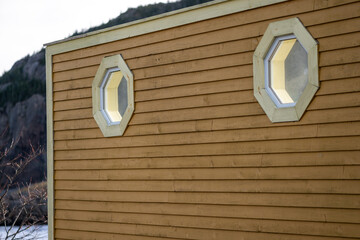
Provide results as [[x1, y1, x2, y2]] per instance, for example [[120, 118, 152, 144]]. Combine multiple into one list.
[[253, 18, 319, 122], [92, 54, 134, 137]]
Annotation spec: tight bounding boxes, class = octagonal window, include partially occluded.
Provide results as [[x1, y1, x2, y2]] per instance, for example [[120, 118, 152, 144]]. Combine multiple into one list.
[[253, 18, 319, 122], [92, 54, 134, 137], [265, 35, 308, 108], [100, 67, 128, 125]]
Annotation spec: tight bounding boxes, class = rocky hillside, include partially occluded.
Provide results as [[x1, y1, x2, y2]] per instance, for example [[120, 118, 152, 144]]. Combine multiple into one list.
[[0, 50, 46, 184], [78, 0, 214, 35], [0, 0, 214, 185]]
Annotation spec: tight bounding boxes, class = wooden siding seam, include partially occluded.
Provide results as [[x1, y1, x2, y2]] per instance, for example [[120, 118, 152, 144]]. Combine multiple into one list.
[[53, 121, 360, 145], [54, 165, 360, 170], [54, 227, 185, 240], [53, 179, 360, 182], [52, 112, 359, 126], [54, 148, 360, 159], [53, 151, 360, 167], [52, 134, 360, 149], [53, 115, 360, 134], [53, 178, 360, 182], [53, 189, 360, 194], [53, 189, 360, 195], [53, 206, 360, 223], [53, 199, 360, 210], [53, 219, 360, 239], [54, 150, 360, 161], [52, 117, 360, 136], [52, 77, 93, 88], [319, 60, 360, 69], [309, 16, 360, 39], [53, 210, 360, 224], [53, 199, 360, 209], [53, 168, 360, 173]]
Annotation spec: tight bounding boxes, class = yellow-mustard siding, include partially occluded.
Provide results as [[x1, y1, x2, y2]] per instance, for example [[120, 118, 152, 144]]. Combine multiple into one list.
[[51, 0, 360, 239]]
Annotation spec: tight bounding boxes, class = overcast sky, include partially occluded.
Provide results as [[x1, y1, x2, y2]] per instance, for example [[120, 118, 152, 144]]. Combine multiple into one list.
[[0, 0, 174, 74]]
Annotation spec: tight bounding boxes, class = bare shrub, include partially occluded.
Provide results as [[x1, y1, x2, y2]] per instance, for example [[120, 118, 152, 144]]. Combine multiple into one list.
[[0, 141, 47, 240]]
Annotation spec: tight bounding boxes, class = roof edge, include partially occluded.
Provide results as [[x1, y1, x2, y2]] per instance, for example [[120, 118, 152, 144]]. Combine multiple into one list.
[[45, 0, 287, 55], [44, 0, 227, 47]]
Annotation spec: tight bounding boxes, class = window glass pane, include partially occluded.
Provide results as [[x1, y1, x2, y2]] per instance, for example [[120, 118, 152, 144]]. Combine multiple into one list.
[[269, 38, 308, 105], [284, 40, 308, 102], [270, 38, 296, 104], [118, 77, 128, 117]]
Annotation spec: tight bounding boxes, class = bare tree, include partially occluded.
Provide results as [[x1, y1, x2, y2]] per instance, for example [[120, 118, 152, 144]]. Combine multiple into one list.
[[0, 141, 47, 240]]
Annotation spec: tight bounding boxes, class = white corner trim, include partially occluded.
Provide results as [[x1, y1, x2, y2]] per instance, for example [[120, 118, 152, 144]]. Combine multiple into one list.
[[45, 49, 54, 240]]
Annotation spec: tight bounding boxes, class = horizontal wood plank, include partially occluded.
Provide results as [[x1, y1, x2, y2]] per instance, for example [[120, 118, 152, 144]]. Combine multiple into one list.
[[54, 136, 360, 160], [55, 200, 360, 224], [53, 77, 92, 92], [54, 166, 360, 181], [54, 122, 360, 150], [55, 191, 360, 208], [55, 224, 360, 240], [54, 179, 360, 194], [55, 229, 174, 240], [53, 106, 360, 134], [318, 31, 360, 52], [54, 210, 360, 238], [54, 151, 360, 170], [319, 46, 360, 67]]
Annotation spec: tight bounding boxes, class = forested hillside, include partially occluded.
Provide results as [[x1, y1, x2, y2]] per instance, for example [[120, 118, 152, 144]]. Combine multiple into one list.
[[0, 0, 214, 186]]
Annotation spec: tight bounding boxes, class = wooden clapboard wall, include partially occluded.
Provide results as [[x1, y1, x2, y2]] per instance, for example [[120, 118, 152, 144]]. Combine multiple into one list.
[[50, 0, 360, 239]]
